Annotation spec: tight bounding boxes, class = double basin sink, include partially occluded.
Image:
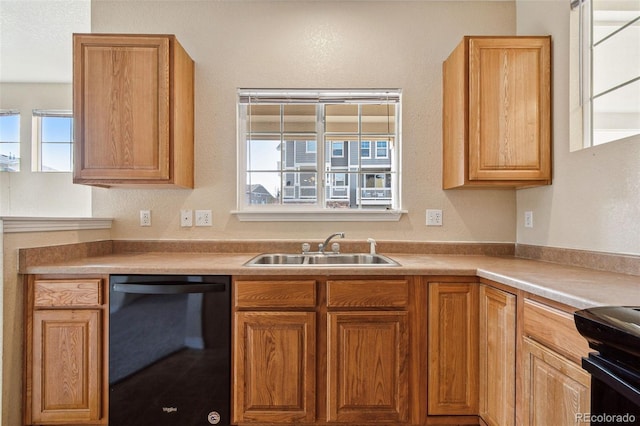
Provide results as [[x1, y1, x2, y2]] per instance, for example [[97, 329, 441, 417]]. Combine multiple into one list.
[[244, 252, 399, 267]]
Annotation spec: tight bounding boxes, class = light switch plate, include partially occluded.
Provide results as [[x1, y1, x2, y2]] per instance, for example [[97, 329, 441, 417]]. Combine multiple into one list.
[[195, 210, 212, 226], [426, 209, 443, 226]]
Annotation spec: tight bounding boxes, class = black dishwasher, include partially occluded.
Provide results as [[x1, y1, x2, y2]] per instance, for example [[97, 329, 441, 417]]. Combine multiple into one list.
[[109, 274, 230, 426]]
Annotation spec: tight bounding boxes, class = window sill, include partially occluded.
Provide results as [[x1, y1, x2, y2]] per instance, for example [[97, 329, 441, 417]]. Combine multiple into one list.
[[232, 209, 406, 222]]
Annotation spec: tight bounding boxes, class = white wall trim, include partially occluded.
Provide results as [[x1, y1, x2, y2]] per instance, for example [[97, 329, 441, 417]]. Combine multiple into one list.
[[1, 217, 113, 233]]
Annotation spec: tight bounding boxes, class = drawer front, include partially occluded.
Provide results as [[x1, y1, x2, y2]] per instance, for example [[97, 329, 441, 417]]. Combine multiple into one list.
[[327, 279, 408, 308], [523, 298, 590, 364], [234, 280, 316, 308], [34, 279, 103, 307]]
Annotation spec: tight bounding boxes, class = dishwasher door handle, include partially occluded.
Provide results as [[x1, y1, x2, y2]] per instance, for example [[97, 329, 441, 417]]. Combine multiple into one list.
[[112, 282, 227, 295]]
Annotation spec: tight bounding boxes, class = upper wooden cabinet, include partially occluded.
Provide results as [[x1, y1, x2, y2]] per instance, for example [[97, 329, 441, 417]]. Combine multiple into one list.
[[443, 36, 552, 189], [73, 34, 194, 188]]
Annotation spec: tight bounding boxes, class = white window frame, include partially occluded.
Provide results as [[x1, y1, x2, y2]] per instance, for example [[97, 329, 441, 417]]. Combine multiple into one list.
[[574, 0, 640, 149], [234, 89, 405, 221], [360, 141, 372, 159], [306, 140, 317, 154], [0, 109, 21, 172], [31, 109, 74, 172], [332, 141, 345, 158], [375, 140, 389, 159]]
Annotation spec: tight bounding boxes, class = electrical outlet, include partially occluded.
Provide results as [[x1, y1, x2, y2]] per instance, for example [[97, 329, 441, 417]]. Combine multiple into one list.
[[195, 210, 212, 227], [426, 209, 443, 226], [139, 210, 151, 227], [180, 209, 193, 227], [524, 211, 534, 228]]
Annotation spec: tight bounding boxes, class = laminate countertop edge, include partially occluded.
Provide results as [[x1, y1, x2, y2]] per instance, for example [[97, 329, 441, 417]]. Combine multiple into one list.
[[21, 252, 640, 310]]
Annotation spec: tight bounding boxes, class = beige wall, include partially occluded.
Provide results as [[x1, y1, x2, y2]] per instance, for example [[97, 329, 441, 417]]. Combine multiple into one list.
[[1, 228, 111, 426], [0, 83, 92, 217], [3, 3, 519, 424], [6, 0, 639, 423], [90, 0, 518, 243], [516, 0, 640, 256]]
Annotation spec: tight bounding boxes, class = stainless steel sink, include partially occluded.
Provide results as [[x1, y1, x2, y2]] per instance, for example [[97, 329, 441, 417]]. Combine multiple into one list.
[[244, 253, 399, 267], [304, 253, 397, 265], [244, 254, 306, 265]]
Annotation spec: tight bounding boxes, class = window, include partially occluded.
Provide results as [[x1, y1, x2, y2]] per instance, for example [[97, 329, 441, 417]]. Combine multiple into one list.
[[332, 141, 344, 158], [361, 141, 371, 158], [237, 89, 401, 216], [376, 140, 389, 158], [574, 0, 640, 148], [306, 140, 317, 153], [32, 110, 74, 172], [0, 110, 21, 172]]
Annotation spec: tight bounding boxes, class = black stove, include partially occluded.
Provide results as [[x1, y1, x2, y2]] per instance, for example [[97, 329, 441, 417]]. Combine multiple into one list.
[[575, 306, 640, 425]]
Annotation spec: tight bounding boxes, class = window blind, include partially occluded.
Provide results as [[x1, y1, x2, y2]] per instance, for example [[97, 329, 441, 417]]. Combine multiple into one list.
[[32, 109, 72, 118], [238, 89, 401, 104]]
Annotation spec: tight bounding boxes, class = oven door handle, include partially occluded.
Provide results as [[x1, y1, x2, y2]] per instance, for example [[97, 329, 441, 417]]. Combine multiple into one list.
[[583, 355, 640, 406], [111, 282, 227, 295]]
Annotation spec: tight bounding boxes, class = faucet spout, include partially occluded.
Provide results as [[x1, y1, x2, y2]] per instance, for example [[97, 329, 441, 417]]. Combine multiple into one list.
[[319, 232, 345, 253]]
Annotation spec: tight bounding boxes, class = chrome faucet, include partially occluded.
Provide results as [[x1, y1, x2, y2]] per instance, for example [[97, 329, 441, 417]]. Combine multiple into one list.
[[319, 232, 345, 253]]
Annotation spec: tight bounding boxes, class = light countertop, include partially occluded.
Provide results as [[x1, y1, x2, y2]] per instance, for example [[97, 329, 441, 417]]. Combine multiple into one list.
[[23, 251, 640, 310]]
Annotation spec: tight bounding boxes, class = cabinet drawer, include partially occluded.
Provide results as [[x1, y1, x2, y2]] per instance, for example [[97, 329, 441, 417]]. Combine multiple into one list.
[[234, 280, 316, 308], [523, 299, 589, 364], [34, 279, 102, 307], [327, 280, 408, 308]]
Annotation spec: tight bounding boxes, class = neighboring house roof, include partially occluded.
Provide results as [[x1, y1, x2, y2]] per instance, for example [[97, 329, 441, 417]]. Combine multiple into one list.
[[246, 184, 276, 203], [247, 184, 273, 196]]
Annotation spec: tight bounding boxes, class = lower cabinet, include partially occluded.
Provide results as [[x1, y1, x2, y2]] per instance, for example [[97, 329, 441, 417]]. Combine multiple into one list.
[[326, 278, 410, 423], [327, 312, 409, 422], [25, 276, 107, 425], [521, 337, 590, 426], [427, 282, 591, 426], [427, 282, 479, 416], [520, 298, 591, 426], [479, 284, 516, 426], [233, 311, 316, 423], [22, 273, 592, 426], [232, 277, 411, 425], [232, 279, 317, 423]]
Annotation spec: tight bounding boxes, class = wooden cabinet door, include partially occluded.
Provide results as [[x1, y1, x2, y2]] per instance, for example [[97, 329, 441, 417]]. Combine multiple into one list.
[[31, 309, 102, 424], [428, 283, 478, 415], [73, 34, 194, 187], [479, 285, 516, 426], [327, 311, 409, 423], [521, 337, 590, 426], [468, 37, 551, 182], [74, 35, 170, 182], [233, 311, 316, 423], [443, 36, 551, 188]]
